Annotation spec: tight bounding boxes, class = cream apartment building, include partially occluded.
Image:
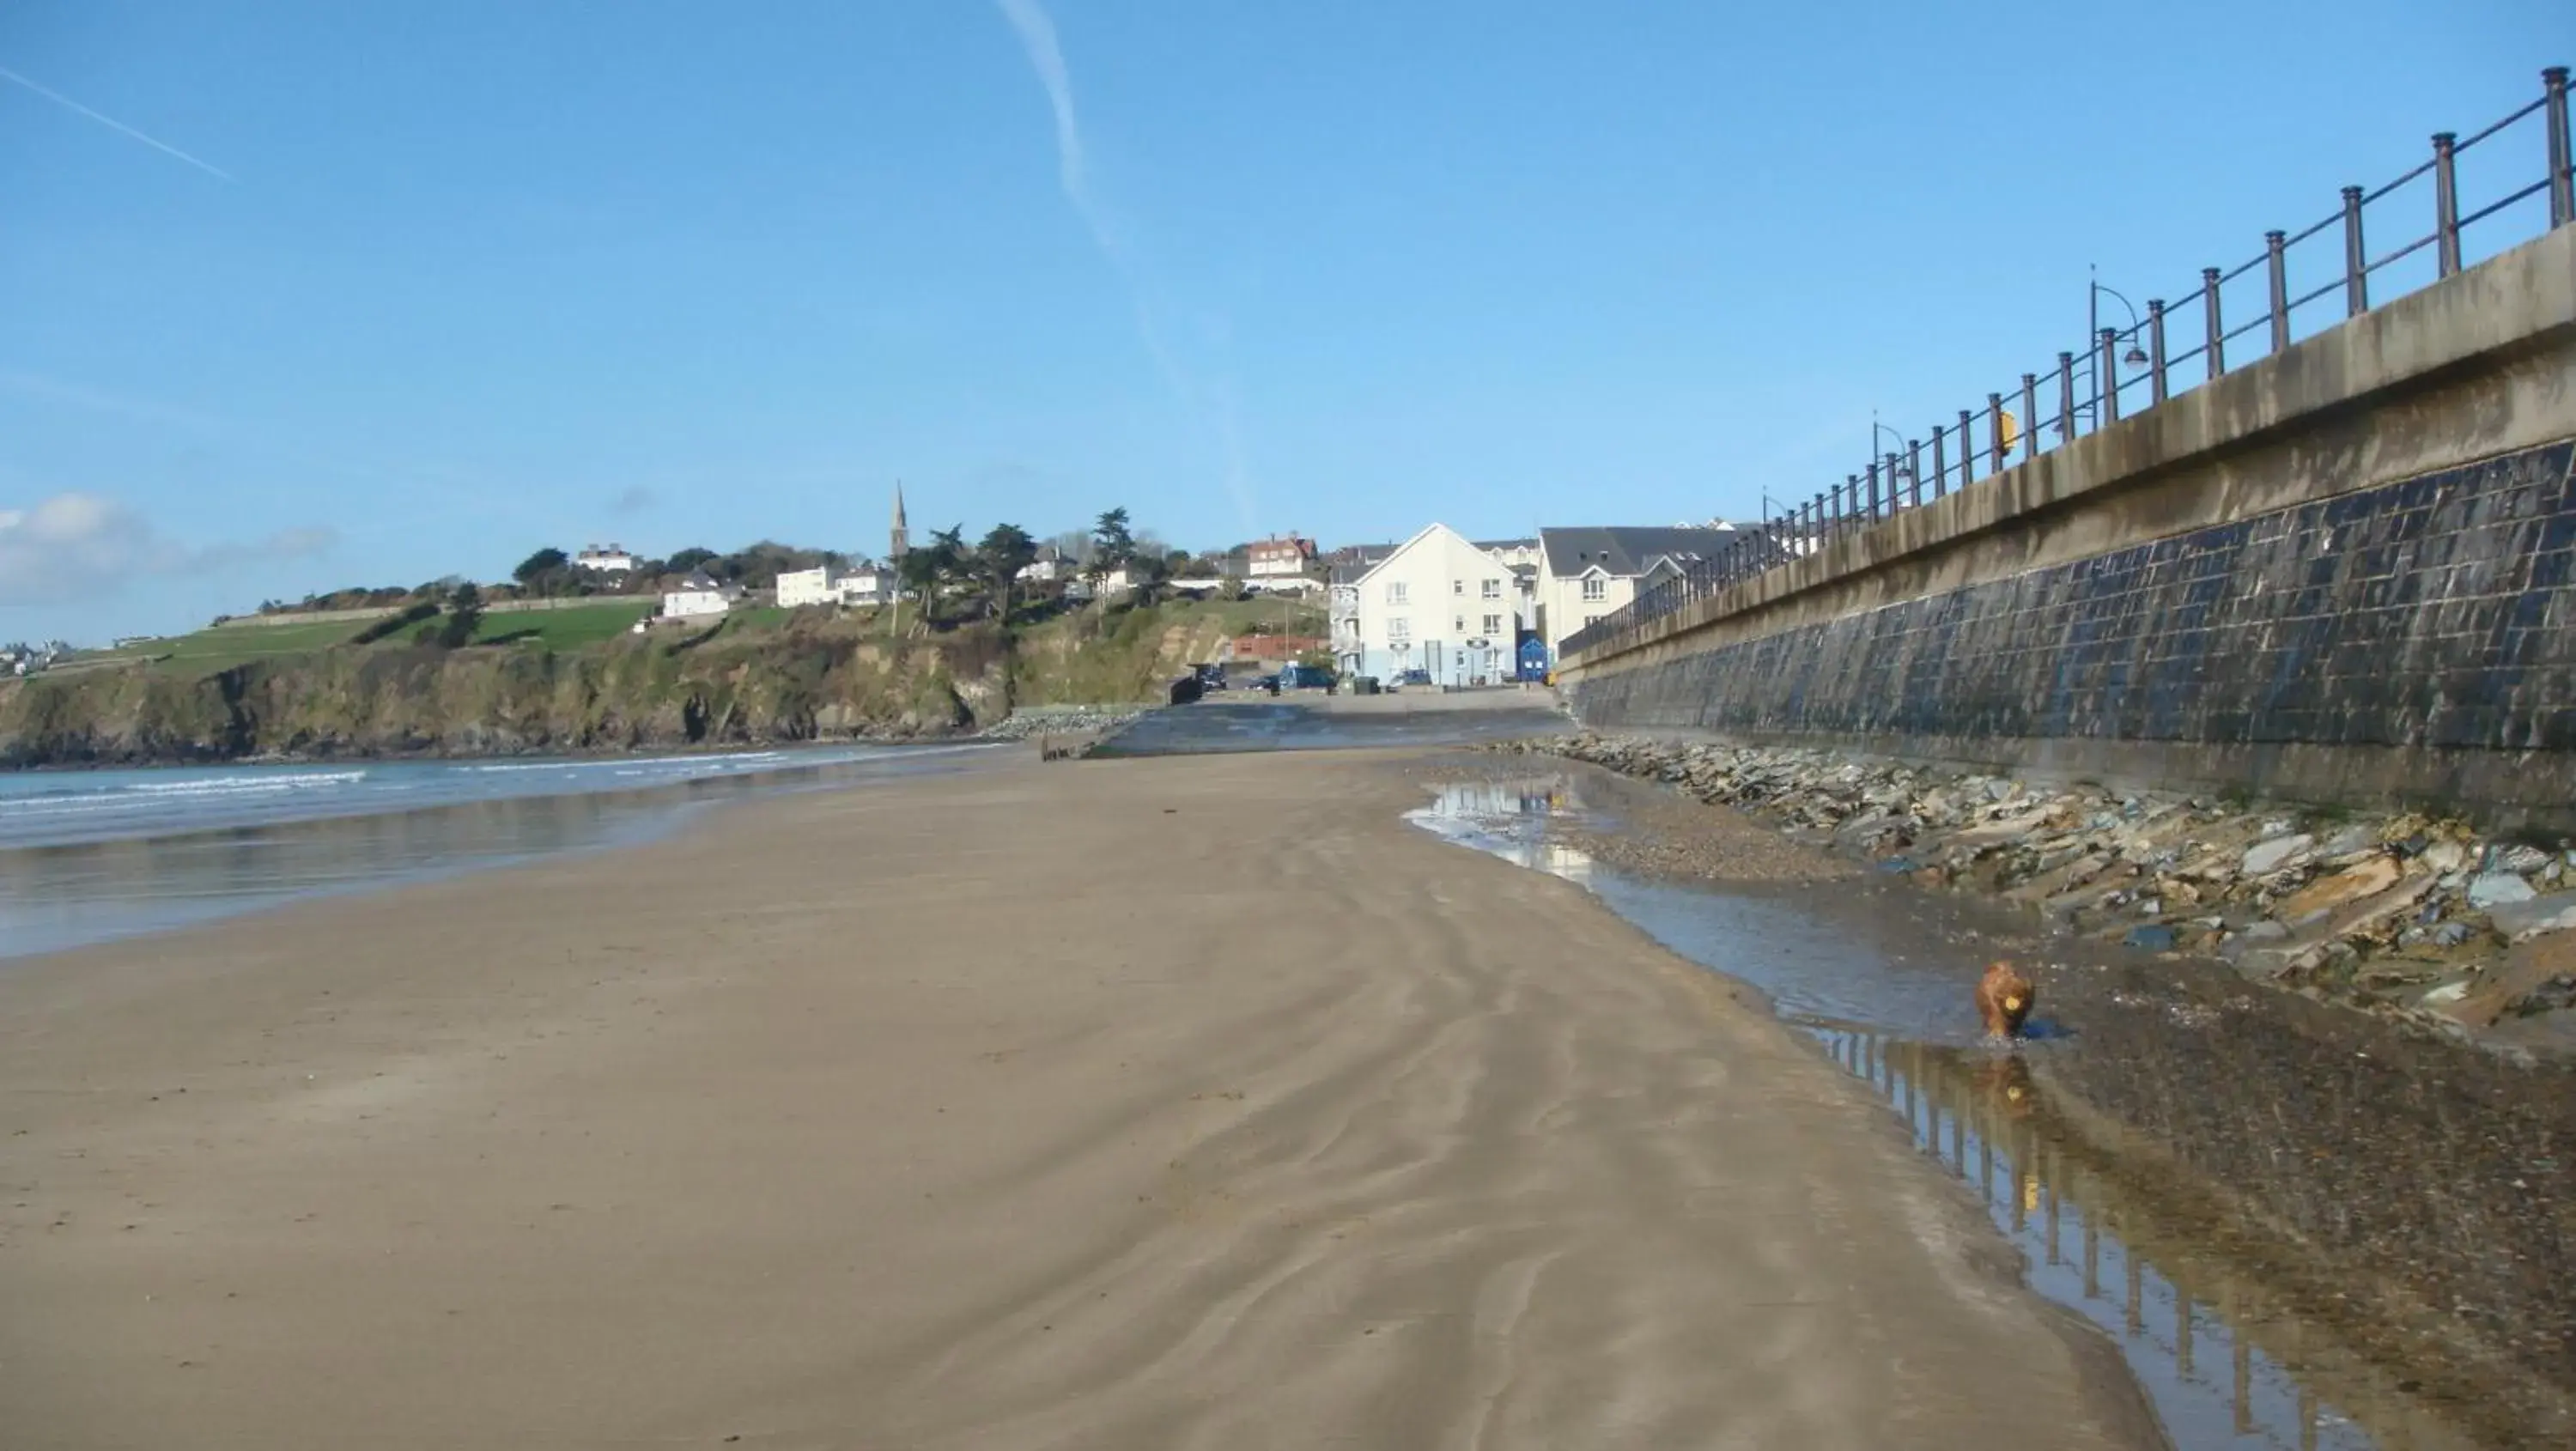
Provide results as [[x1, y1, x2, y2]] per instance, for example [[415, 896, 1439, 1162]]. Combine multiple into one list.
[[1341, 524, 1529, 685]]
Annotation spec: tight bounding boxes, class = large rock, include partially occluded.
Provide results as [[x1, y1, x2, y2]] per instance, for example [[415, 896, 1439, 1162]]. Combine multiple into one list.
[[2435, 932, 2576, 1029], [2483, 890, 2576, 942], [2241, 834, 2314, 876], [2467, 872, 2537, 908], [2275, 856, 2403, 925]]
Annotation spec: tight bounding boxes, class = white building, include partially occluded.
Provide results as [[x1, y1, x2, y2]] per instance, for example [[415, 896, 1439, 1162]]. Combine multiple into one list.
[[1534, 525, 1736, 662], [775, 566, 845, 609], [1245, 534, 1317, 580], [1017, 548, 1073, 585], [661, 570, 739, 619], [575, 544, 635, 574], [841, 561, 892, 605], [775, 561, 893, 608], [1341, 524, 1528, 687]]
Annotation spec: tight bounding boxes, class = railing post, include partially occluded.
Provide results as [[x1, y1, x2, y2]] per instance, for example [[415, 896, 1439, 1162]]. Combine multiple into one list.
[[2202, 267, 2225, 379], [2341, 185, 2368, 317], [1865, 459, 1881, 521], [2020, 373, 2038, 460], [1907, 439, 1923, 508], [1931, 427, 1947, 500], [2099, 329, 2121, 423], [2432, 132, 2461, 276], [2147, 300, 2167, 405], [2548, 67, 2573, 229], [2266, 229, 2290, 353], [2056, 355, 2075, 442], [1988, 393, 2006, 474]]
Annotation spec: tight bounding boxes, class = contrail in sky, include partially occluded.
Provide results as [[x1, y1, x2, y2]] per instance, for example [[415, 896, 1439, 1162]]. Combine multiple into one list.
[[0, 64, 234, 181], [993, 0, 1257, 531]]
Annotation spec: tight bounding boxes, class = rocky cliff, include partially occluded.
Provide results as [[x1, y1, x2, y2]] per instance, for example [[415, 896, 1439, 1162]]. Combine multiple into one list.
[[0, 598, 1303, 768], [0, 623, 1019, 767]]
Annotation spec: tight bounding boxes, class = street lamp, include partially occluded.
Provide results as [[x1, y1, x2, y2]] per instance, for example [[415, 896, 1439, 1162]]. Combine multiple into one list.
[[1871, 418, 1914, 504], [2088, 264, 2153, 417]]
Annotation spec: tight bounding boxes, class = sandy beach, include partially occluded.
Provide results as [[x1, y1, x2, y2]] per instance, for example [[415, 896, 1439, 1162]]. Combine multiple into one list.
[[0, 749, 2162, 1449]]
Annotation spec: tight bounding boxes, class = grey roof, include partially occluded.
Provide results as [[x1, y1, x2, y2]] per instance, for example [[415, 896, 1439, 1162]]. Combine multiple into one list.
[[1473, 537, 1540, 552], [1324, 543, 1398, 586], [1539, 525, 1737, 578]]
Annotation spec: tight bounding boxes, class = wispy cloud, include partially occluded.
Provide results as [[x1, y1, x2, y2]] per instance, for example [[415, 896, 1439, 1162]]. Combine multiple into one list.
[[993, 1, 1257, 533], [0, 368, 512, 507], [0, 493, 333, 606], [0, 64, 234, 182], [608, 483, 659, 515]]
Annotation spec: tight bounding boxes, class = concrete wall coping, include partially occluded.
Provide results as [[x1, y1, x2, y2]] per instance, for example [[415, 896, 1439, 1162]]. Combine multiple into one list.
[[1564, 222, 2576, 677]]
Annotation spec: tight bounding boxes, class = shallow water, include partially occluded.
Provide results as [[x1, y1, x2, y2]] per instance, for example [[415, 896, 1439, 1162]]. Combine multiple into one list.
[[1408, 774, 2573, 1451], [0, 744, 1005, 959]]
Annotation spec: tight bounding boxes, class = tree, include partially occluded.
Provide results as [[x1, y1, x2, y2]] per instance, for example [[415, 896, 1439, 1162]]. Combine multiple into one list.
[[513, 547, 570, 592], [1126, 549, 1175, 608], [436, 582, 484, 648], [666, 547, 718, 575], [1046, 529, 1095, 567], [895, 525, 969, 632], [977, 523, 1038, 621], [1090, 508, 1136, 573]]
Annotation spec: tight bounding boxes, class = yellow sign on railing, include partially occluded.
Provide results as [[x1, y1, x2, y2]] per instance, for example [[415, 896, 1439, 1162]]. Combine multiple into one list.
[[2000, 410, 2021, 454]]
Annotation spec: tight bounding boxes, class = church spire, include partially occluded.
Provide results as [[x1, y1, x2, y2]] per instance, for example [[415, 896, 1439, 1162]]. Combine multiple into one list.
[[890, 481, 909, 559]]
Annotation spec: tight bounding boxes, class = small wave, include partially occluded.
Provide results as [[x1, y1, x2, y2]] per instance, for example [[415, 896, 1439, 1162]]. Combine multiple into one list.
[[465, 751, 787, 775], [118, 770, 370, 798]]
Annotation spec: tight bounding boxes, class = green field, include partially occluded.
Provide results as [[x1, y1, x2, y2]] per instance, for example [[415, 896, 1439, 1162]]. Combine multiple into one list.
[[77, 616, 381, 672], [475, 600, 654, 649]]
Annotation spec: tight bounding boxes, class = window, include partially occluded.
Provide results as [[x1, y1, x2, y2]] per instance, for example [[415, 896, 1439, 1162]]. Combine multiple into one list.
[[1453, 579, 1465, 597], [1385, 581, 1408, 605], [1584, 614, 1602, 627], [1454, 616, 1467, 634], [1581, 577, 1608, 602], [1482, 614, 1504, 634], [1481, 579, 1502, 599], [1387, 616, 1410, 646]]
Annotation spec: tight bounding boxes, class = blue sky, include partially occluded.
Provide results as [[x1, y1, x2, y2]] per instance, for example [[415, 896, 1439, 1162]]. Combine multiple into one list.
[[0, 1, 2564, 642]]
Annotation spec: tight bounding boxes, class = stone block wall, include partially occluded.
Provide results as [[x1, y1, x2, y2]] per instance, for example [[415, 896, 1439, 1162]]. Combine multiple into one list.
[[1571, 439, 2576, 819], [1562, 225, 2576, 822]]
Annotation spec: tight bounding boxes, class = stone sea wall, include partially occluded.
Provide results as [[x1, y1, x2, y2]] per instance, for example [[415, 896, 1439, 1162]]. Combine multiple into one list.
[[1571, 438, 2576, 820], [1563, 225, 2576, 823]]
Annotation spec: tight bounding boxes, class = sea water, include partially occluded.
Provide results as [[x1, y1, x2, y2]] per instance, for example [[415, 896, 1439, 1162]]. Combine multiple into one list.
[[0, 744, 1005, 959]]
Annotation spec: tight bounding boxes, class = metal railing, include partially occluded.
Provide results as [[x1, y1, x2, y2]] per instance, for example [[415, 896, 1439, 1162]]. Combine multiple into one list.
[[1558, 65, 2574, 662]]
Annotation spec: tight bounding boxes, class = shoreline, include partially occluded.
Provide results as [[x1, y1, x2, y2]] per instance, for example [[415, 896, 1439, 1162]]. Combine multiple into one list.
[[0, 746, 2164, 1450], [1506, 732, 2576, 1060], [0, 742, 1012, 963]]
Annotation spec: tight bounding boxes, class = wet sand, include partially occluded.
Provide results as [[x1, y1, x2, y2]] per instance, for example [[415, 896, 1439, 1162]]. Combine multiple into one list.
[[0, 749, 2161, 1449]]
